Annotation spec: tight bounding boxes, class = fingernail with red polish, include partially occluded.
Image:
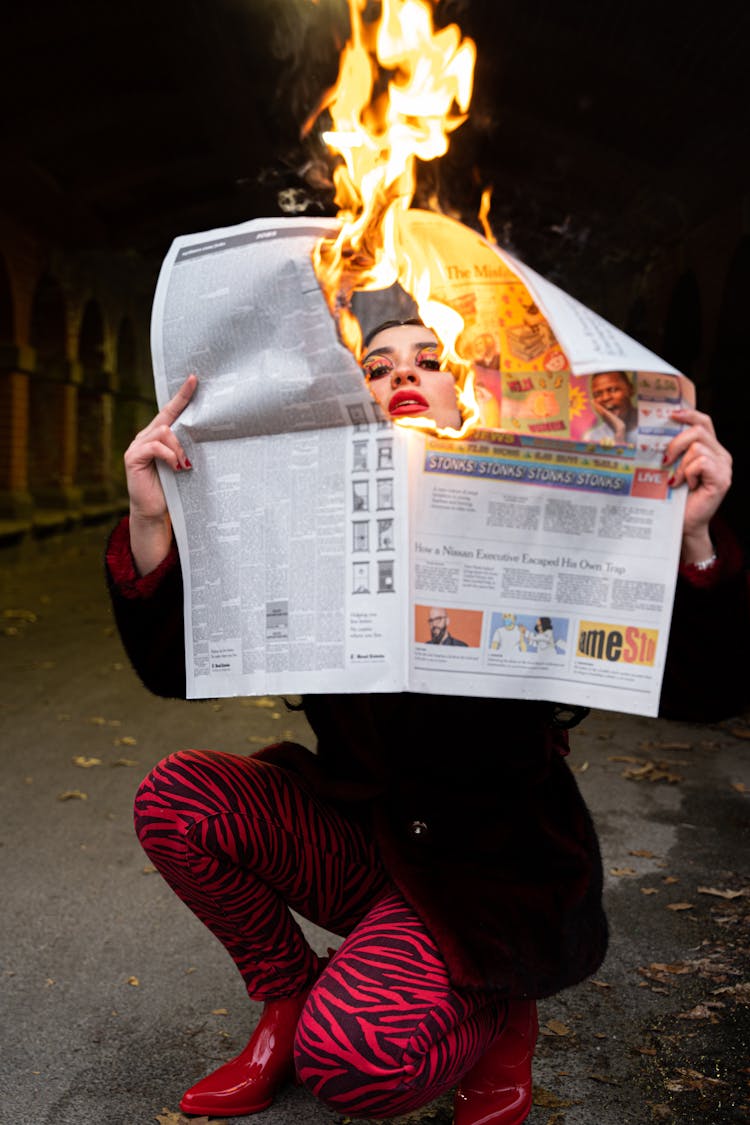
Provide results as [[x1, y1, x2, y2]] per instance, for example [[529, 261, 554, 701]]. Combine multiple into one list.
[[184, 458, 192, 469]]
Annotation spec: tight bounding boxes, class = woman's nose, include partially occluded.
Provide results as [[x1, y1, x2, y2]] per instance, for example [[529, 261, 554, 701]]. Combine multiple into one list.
[[391, 364, 419, 388]]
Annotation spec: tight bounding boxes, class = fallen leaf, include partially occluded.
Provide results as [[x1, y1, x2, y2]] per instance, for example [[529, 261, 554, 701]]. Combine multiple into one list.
[[590, 979, 612, 989], [88, 716, 108, 725], [72, 755, 102, 768], [211, 1008, 229, 1016], [731, 781, 749, 794], [629, 849, 656, 858], [635, 1046, 657, 1056], [3, 607, 37, 622], [641, 888, 659, 895], [588, 1073, 619, 1085], [57, 790, 88, 801], [728, 726, 750, 740], [666, 902, 694, 912], [127, 976, 140, 986], [697, 886, 744, 900], [649, 963, 693, 975], [713, 982, 750, 1004], [571, 760, 589, 773], [663, 876, 679, 885], [593, 1032, 607, 1039], [542, 1019, 572, 1037], [142, 864, 157, 874], [532, 1087, 574, 1109], [665, 1067, 727, 1093], [111, 758, 139, 767], [610, 867, 637, 877], [608, 754, 643, 764], [246, 735, 269, 744], [252, 697, 277, 708], [114, 735, 137, 746], [638, 740, 692, 751], [677, 1002, 724, 1021]]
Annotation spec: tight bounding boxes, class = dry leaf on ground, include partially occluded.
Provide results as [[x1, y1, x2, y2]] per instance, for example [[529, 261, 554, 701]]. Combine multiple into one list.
[[629, 849, 657, 858], [610, 867, 637, 877], [72, 756, 101, 768], [588, 1073, 619, 1085], [127, 976, 139, 986], [114, 735, 137, 746], [542, 1019, 572, 1037], [112, 758, 139, 767], [155, 1110, 226, 1125], [641, 888, 659, 895], [532, 1087, 575, 1109], [57, 790, 88, 801], [665, 1067, 727, 1093], [677, 1002, 724, 1021], [666, 902, 694, 912], [697, 886, 744, 900]]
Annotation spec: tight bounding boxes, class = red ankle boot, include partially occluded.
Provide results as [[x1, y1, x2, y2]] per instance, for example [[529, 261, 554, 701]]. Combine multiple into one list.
[[453, 999, 538, 1125], [179, 988, 311, 1117]]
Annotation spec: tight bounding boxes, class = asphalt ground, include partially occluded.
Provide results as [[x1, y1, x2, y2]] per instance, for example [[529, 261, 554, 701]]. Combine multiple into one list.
[[0, 526, 748, 1125]]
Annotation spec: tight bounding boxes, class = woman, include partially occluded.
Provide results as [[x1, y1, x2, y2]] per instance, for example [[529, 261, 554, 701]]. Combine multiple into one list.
[[107, 321, 746, 1124]]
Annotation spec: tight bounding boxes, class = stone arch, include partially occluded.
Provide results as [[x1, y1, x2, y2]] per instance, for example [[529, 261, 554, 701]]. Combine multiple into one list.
[[76, 297, 113, 501], [116, 316, 137, 388], [28, 273, 74, 502], [78, 298, 106, 386], [29, 273, 67, 376], [661, 270, 702, 379]]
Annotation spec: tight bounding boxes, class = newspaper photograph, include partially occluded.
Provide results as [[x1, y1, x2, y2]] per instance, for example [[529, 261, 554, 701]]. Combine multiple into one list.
[[151, 213, 694, 715]]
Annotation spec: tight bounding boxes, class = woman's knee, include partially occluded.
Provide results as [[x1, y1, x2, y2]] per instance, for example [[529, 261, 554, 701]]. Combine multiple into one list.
[[294, 998, 432, 1116], [133, 749, 219, 845]]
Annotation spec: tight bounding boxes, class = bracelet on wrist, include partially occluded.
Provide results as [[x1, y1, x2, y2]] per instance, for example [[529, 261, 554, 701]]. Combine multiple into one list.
[[691, 552, 718, 571]]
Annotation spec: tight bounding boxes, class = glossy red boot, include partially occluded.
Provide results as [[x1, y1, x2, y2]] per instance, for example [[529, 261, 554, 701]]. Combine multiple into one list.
[[453, 999, 538, 1125], [179, 988, 312, 1117]]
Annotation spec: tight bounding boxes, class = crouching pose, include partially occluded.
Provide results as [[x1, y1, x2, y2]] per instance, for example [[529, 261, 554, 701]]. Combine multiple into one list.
[[106, 321, 746, 1123]]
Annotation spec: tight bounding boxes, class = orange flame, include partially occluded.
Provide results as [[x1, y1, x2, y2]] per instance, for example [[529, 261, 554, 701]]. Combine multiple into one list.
[[309, 0, 478, 436]]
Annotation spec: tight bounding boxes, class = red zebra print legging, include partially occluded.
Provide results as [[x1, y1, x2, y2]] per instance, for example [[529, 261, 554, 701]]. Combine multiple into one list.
[[134, 749, 508, 1116]]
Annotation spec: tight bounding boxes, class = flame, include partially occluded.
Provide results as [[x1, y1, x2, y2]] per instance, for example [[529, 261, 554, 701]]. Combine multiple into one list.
[[309, 0, 478, 437], [478, 187, 497, 245]]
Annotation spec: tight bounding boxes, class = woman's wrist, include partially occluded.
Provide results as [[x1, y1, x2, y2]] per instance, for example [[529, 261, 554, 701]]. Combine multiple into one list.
[[680, 529, 716, 568], [129, 511, 173, 577]]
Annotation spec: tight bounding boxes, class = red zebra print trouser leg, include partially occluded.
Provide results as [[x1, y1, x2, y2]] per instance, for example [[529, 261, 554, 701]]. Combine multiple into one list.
[[134, 749, 507, 1116]]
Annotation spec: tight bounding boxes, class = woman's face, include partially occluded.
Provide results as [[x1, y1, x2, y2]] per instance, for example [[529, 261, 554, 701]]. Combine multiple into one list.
[[362, 324, 462, 430]]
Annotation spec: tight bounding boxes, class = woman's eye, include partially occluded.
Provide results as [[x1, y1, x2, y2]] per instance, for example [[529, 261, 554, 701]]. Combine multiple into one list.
[[416, 349, 440, 371], [363, 356, 392, 381]]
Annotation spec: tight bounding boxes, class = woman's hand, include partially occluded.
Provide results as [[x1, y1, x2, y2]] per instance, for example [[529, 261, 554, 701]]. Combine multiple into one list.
[[664, 408, 732, 565], [124, 374, 197, 575]]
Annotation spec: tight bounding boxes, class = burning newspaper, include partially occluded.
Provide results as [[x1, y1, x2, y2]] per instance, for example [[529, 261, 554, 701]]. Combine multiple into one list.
[[151, 213, 692, 716]]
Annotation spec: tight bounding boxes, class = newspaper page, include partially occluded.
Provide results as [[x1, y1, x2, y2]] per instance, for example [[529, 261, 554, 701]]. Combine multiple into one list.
[[394, 211, 692, 716], [151, 212, 692, 714], [151, 217, 411, 698]]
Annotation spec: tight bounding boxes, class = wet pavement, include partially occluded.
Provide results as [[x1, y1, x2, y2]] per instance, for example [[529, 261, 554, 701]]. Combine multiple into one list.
[[1, 526, 748, 1125]]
